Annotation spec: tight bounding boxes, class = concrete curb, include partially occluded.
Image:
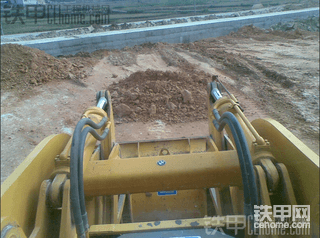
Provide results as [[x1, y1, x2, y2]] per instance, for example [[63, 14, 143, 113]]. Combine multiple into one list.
[[1, 7, 318, 56]]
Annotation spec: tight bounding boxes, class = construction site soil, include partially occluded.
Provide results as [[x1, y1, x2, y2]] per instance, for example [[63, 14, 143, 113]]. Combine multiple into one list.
[[1, 23, 319, 183]]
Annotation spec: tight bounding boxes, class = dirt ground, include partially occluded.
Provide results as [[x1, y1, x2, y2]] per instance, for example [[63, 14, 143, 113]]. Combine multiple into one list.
[[1, 25, 319, 183]]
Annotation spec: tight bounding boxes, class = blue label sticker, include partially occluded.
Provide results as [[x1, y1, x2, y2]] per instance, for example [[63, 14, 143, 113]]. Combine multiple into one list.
[[157, 190, 177, 196]]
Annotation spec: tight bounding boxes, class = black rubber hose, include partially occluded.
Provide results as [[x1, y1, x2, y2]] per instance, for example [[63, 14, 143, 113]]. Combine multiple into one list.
[[70, 117, 108, 237], [78, 126, 110, 231], [214, 116, 251, 212], [218, 112, 258, 209], [222, 118, 257, 214], [212, 110, 258, 216], [212, 108, 221, 121]]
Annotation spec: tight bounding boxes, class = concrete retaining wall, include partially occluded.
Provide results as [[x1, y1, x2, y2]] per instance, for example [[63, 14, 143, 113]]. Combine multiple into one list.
[[2, 8, 318, 56]]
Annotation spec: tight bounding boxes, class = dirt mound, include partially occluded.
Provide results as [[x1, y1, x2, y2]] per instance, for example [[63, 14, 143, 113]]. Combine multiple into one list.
[[108, 69, 211, 123], [0, 44, 91, 90], [228, 24, 319, 41], [271, 16, 319, 32]]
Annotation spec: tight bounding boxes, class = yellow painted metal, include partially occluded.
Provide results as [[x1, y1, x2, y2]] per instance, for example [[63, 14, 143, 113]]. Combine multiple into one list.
[[1, 133, 70, 237], [254, 165, 272, 206], [252, 118, 319, 204], [258, 159, 279, 192], [29, 180, 51, 238], [252, 118, 319, 237], [212, 97, 256, 145], [217, 97, 265, 145], [48, 173, 68, 208], [207, 137, 219, 152], [89, 217, 225, 235], [208, 95, 278, 166], [131, 189, 207, 222], [95, 196, 104, 224], [137, 138, 191, 157], [59, 180, 77, 238], [83, 150, 242, 196], [108, 143, 121, 160], [276, 163, 297, 206], [57, 106, 110, 166], [81, 107, 109, 171], [254, 165, 278, 238], [111, 195, 119, 224], [208, 96, 260, 156], [93, 195, 118, 225], [90, 146, 101, 162], [119, 142, 139, 158], [58, 136, 72, 162], [229, 186, 244, 215], [1, 217, 27, 238], [119, 137, 208, 159], [190, 137, 208, 153], [233, 103, 265, 146]]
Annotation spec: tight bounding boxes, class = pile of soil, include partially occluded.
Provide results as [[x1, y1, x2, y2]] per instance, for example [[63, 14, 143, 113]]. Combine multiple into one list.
[[271, 16, 319, 32], [108, 69, 212, 123], [227, 24, 317, 41], [0, 44, 93, 90]]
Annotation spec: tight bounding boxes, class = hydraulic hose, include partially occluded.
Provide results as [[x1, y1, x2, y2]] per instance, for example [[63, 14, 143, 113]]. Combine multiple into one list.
[[70, 117, 108, 238], [212, 110, 258, 216], [78, 126, 110, 231]]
